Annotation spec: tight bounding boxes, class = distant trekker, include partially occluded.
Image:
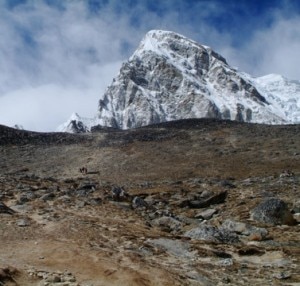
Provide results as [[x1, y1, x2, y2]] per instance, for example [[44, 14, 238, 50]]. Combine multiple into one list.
[[79, 167, 88, 174]]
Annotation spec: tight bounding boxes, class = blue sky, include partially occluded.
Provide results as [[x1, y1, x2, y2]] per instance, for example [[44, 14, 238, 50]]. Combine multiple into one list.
[[0, 0, 300, 131]]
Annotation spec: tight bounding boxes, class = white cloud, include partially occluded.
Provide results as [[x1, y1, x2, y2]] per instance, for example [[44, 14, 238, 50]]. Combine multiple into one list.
[[220, 14, 300, 80], [249, 15, 300, 79], [0, 61, 122, 131], [0, 2, 134, 131]]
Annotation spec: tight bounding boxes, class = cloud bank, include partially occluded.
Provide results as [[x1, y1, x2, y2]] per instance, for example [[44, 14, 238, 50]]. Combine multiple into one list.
[[0, 0, 299, 131]]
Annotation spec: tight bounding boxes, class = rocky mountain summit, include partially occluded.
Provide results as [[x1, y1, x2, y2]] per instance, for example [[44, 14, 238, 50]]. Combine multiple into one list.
[[58, 30, 299, 132], [1, 120, 300, 285]]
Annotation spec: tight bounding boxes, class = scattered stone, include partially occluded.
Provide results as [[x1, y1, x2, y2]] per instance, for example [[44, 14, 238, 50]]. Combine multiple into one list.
[[186, 271, 213, 285], [152, 216, 183, 232], [75, 188, 93, 197], [184, 225, 239, 244], [222, 276, 231, 284], [199, 190, 213, 198], [40, 193, 55, 202], [76, 201, 86, 208], [238, 246, 265, 256], [111, 186, 128, 201], [279, 170, 294, 178], [132, 196, 148, 209], [187, 190, 227, 208], [46, 275, 61, 283], [273, 272, 291, 280], [194, 208, 217, 220], [17, 192, 36, 204], [222, 219, 268, 240], [17, 218, 30, 227], [250, 198, 297, 225], [0, 202, 15, 215], [77, 182, 96, 191], [219, 180, 236, 189], [146, 238, 194, 258], [143, 195, 156, 206], [57, 195, 71, 204], [88, 197, 102, 206], [293, 213, 300, 223], [27, 269, 78, 286], [219, 258, 233, 266], [292, 200, 300, 214]]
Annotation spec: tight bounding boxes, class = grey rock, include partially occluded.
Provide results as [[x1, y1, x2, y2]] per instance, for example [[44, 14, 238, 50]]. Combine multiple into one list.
[[292, 200, 300, 214], [188, 190, 227, 208], [0, 202, 15, 215], [294, 213, 300, 223], [77, 183, 96, 191], [199, 190, 213, 198], [10, 204, 32, 213], [273, 272, 291, 280], [219, 180, 236, 189], [111, 186, 128, 201], [143, 195, 156, 206], [195, 208, 217, 220], [76, 201, 86, 208], [17, 192, 36, 204], [17, 218, 30, 227], [219, 258, 234, 266], [132, 196, 148, 209], [222, 219, 268, 240], [46, 275, 61, 283], [40, 193, 55, 202], [88, 198, 102, 206], [57, 195, 71, 203], [147, 238, 194, 258], [186, 271, 214, 286], [251, 198, 296, 225], [152, 216, 183, 232], [184, 225, 239, 244], [75, 189, 93, 197]]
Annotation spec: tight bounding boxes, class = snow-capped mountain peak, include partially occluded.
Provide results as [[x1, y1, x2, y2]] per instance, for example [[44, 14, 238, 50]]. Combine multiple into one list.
[[58, 30, 299, 133], [56, 113, 92, 133], [252, 74, 300, 123]]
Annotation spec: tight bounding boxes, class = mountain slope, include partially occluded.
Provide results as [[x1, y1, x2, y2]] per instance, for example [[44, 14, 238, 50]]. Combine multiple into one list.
[[59, 30, 299, 132], [254, 74, 300, 123], [1, 119, 300, 285]]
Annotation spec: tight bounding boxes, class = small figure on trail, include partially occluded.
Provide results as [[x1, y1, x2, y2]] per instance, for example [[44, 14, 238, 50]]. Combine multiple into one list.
[[79, 167, 88, 175]]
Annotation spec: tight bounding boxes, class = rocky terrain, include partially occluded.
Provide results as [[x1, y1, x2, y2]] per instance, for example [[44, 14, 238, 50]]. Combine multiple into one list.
[[1, 119, 300, 285]]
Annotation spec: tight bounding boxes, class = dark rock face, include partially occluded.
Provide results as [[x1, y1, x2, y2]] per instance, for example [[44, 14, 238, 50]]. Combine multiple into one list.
[[251, 198, 297, 226], [67, 120, 89, 133]]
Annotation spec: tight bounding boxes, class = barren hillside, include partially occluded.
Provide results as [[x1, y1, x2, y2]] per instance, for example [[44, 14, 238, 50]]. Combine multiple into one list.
[[0, 119, 299, 285]]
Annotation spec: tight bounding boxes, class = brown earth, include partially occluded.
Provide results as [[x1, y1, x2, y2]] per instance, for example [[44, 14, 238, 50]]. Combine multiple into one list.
[[0, 119, 299, 285]]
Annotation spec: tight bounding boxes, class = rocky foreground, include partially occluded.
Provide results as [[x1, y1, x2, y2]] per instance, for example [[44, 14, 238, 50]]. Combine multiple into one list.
[[0, 119, 300, 285]]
